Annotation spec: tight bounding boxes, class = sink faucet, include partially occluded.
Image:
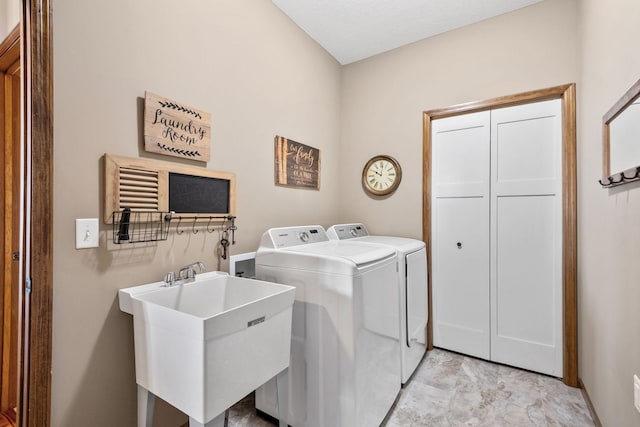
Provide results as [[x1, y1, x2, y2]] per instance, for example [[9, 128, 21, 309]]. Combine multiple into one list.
[[164, 261, 206, 286], [178, 261, 206, 280]]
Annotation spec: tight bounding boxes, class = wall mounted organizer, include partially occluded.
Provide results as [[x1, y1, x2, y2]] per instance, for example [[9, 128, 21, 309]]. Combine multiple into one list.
[[598, 166, 640, 188], [105, 154, 238, 255], [104, 153, 235, 224], [111, 210, 236, 245], [601, 78, 640, 188]]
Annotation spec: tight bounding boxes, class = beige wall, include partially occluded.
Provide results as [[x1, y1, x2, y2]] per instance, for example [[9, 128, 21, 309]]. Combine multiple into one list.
[[578, 0, 640, 425], [0, 0, 20, 42], [52, 1, 340, 426], [338, 0, 579, 239]]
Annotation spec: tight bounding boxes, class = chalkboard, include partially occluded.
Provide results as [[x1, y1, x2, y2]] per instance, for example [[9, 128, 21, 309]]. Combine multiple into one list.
[[169, 172, 230, 214]]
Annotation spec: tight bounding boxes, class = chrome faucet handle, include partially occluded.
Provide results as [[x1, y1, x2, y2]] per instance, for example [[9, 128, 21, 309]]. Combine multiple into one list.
[[164, 271, 176, 286], [182, 262, 205, 273], [176, 262, 205, 281], [178, 266, 195, 280], [193, 261, 206, 272]]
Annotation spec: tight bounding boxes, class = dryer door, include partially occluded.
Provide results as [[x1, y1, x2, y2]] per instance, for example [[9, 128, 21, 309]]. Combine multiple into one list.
[[406, 247, 428, 346]]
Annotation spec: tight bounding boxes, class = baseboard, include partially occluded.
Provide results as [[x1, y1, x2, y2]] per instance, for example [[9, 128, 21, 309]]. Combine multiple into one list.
[[579, 377, 603, 427]]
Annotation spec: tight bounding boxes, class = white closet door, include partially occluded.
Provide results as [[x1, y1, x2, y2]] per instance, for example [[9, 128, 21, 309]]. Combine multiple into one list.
[[432, 111, 491, 360], [489, 99, 563, 376]]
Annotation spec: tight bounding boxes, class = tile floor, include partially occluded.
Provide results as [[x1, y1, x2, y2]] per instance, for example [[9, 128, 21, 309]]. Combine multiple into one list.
[[225, 349, 595, 426]]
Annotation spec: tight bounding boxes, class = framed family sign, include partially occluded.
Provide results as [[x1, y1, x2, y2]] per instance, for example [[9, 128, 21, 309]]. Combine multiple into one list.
[[274, 136, 321, 190]]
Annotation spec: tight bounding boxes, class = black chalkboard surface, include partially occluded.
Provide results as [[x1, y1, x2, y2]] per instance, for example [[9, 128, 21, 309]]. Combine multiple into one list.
[[169, 172, 230, 214]]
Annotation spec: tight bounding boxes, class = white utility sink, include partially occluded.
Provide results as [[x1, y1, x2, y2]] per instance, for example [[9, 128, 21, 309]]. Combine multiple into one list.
[[119, 271, 295, 427]]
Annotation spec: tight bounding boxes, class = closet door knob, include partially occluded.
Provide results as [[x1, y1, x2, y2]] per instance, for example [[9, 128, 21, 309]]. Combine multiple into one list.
[[457, 242, 462, 249]]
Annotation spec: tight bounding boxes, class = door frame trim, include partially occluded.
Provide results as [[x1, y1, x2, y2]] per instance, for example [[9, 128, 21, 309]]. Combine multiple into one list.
[[21, 0, 54, 425], [0, 23, 22, 415], [422, 83, 578, 387]]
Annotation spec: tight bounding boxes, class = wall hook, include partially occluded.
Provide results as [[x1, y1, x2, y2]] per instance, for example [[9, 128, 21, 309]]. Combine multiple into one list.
[[598, 176, 613, 187], [176, 216, 184, 235], [192, 217, 199, 234], [611, 173, 624, 184], [622, 167, 640, 180], [206, 216, 216, 233]]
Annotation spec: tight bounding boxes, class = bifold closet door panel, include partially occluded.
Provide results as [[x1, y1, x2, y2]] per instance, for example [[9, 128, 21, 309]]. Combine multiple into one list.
[[431, 112, 490, 360], [432, 198, 490, 359], [431, 112, 491, 198], [489, 99, 563, 377]]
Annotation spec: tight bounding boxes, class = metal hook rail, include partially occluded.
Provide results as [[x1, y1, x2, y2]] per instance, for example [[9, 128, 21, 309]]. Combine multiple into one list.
[[164, 213, 236, 236], [112, 210, 237, 244], [599, 166, 640, 188], [163, 213, 238, 260]]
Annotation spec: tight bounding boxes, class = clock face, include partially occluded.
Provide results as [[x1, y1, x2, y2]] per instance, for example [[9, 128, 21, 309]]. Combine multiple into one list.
[[362, 155, 402, 196]]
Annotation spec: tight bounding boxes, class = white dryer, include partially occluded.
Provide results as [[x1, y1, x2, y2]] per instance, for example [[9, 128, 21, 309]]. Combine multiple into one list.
[[255, 225, 400, 427], [327, 223, 428, 384]]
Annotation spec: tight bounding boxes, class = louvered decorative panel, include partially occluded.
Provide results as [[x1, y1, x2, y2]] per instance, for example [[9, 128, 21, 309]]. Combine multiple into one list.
[[119, 168, 159, 211]]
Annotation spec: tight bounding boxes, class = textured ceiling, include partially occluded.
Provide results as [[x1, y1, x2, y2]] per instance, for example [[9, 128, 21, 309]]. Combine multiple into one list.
[[272, 0, 544, 64]]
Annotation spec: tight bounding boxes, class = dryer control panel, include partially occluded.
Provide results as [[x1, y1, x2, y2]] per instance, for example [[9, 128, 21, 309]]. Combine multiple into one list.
[[262, 225, 329, 248], [327, 223, 369, 240]]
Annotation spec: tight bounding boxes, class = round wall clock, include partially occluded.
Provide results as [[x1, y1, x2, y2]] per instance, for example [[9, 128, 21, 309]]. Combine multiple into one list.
[[362, 155, 402, 196]]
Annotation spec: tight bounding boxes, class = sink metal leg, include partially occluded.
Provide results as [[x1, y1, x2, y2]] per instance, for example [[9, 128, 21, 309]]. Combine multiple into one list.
[[189, 411, 226, 427], [276, 368, 289, 427], [137, 385, 156, 427]]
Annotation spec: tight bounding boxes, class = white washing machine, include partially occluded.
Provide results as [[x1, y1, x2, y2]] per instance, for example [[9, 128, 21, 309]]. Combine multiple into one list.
[[255, 225, 400, 427], [327, 223, 428, 384]]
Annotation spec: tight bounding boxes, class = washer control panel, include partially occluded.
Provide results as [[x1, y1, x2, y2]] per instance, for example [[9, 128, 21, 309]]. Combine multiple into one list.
[[327, 223, 369, 240], [266, 226, 329, 248]]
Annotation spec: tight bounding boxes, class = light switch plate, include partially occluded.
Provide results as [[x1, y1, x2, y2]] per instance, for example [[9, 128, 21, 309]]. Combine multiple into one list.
[[634, 375, 640, 414], [75, 218, 99, 249]]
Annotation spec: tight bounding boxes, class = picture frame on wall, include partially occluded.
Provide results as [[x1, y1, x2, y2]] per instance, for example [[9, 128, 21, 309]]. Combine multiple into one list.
[[143, 91, 212, 161], [274, 135, 321, 190]]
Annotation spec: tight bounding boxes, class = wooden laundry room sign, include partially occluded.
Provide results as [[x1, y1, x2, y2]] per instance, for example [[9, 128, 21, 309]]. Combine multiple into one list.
[[144, 91, 211, 161], [274, 136, 321, 190]]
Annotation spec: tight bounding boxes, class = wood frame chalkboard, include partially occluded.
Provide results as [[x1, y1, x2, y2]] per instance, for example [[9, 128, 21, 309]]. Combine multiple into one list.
[[168, 172, 230, 214], [104, 153, 235, 223]]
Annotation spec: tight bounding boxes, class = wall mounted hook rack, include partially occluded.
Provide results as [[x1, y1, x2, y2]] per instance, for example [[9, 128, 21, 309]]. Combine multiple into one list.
[[112, 210, 237, 244], [598, 166, 640, 188]]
